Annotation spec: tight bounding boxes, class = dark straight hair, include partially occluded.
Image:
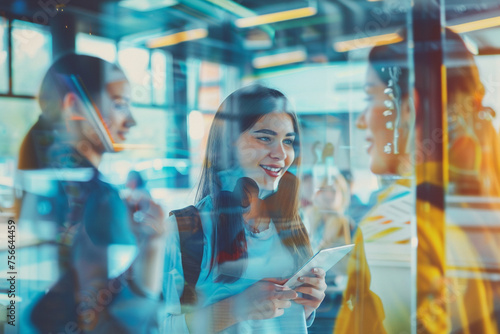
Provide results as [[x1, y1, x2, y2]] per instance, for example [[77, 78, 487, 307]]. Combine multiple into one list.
[[16, 54, 126, 219], [196, 84, 312, 282], [18, 54, 125, 170], [39, 53, 123, 122]]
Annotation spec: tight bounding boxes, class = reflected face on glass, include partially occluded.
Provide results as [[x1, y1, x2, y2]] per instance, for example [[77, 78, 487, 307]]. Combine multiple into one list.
[[236, 112, 296, 193], [102, 80, 136, 145], [75, 79, 136, 154], [357, 66, 402, 175]]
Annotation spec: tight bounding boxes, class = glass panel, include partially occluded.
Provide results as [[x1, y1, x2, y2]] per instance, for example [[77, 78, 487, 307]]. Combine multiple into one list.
[[443, 2, 500, 333], [12, 20, 52, 96], [0, 17, 8, 94], [253, 6, 415, 334], [151, 50, 168, 106], [76, 33, 117, 63], [99, 106, 168, 186], [118, 45, 152, 104], [337, 9, 416, 334], [0, 98, 41, 210], [15, 0, 500, 333], [186, 60, 240, 192]]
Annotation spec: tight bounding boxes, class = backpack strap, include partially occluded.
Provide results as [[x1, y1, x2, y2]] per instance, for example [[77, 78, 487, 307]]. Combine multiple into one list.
[[169, 205, 204, 310]]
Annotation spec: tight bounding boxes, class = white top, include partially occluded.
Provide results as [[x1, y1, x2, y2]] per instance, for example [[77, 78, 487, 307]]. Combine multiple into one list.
[[161, 195, 313, 333]]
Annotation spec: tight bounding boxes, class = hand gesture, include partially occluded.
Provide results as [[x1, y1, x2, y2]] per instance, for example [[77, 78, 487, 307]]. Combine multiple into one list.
[[293, 268, 327, 319], [232, 278, 297, 321], [126, 197, 166, 242]]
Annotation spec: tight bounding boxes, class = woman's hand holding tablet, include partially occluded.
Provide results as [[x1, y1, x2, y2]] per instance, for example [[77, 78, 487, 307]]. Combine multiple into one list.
[[292, 267, 327, 319], [285, 244, 354, 319], [284, 244, 354, 289], [231, 278, 297, 321]]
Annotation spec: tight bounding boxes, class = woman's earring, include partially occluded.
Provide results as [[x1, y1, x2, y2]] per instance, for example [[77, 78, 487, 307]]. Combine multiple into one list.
[[382, 79, 395, 118], [384, 88, 394, 99], [384, 143, 392, 154], [383, 66, 402, 155]]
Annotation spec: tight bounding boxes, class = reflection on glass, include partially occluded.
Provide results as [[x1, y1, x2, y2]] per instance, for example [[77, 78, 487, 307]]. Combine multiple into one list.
[[99, 106, 168, 186], [335, 27, 415, 334], [0, 17, 8, 93], [164, 84, 322, 334], [12, 20, 52, 96], [152, 50, 167, 106], [443, 15, 500, 333], [76, 33, 117, 63], [16, 53, 165, 333], [0, 99, 41, 210], [0, 99, 40, 157], [3, 1, 500, 333], [475, 55, 500, 130]]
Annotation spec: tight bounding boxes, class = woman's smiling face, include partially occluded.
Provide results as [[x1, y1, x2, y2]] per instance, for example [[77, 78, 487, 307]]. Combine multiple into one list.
[[235, 112, 296, 193]]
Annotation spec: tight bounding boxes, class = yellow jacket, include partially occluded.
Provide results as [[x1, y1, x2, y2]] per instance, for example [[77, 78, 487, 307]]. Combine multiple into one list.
[[334, 169, 498, 334]]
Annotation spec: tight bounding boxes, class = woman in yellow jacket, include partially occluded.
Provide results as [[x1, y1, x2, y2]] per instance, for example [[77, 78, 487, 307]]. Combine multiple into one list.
[[334, 27, 500, 334]]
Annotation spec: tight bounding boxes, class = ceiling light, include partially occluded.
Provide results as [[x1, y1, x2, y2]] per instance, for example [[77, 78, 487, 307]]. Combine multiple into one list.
[[119, 0, 178, 12], [253, 49, 307, 69], [205, 0, 255, 17], [235, 7, 317, 28], [448, 16, 500, 33], [334, 33, 403, 52], [147, 28, 208, 48]]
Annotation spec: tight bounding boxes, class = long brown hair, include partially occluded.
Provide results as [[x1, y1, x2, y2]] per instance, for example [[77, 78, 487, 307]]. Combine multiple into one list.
[[197, 84, 312, 282]]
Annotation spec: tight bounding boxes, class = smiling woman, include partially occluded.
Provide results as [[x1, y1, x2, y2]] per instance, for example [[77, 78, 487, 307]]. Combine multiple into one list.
[[236, 112, 296, 196], [163, 84, 327, 334]]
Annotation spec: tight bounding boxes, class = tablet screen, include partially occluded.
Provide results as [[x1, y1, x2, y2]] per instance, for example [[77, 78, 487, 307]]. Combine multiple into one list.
[[284, 244, 354, 288]]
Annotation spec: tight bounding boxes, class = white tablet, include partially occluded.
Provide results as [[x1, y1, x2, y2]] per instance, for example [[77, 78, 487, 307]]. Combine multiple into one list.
[[284, 244, 354, 289]]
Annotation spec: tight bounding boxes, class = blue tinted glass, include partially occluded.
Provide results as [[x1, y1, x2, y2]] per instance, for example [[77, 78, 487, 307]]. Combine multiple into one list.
[[12, 20, 52, 96]]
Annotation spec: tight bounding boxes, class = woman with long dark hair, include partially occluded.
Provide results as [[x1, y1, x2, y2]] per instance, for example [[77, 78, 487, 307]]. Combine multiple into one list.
[[163, 84, 327, 333]]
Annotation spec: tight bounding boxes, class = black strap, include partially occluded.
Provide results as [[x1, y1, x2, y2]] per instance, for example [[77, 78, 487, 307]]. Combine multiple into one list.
[[31, 270, 78, 333], [170, 205, 204, 309], [416, 182, 444, 210]]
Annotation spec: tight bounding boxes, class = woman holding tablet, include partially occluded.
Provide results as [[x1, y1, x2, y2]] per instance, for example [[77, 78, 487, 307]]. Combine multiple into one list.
[[163, 84, 327, 333]]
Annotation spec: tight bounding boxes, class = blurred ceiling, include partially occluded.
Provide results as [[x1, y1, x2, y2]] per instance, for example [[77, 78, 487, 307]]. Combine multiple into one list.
[[1, 0, 499, 66]]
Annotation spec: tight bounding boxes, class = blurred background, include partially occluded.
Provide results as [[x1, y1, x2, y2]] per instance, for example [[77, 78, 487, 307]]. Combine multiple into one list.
[[0, 0, 500, 333], [0, 0, 497, 207]]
